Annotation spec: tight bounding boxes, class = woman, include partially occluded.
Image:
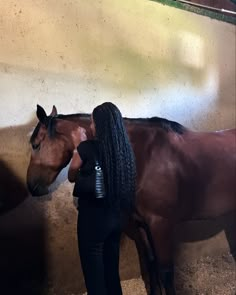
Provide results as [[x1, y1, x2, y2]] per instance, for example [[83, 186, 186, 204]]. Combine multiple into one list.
[[68, 102, 136, 295]]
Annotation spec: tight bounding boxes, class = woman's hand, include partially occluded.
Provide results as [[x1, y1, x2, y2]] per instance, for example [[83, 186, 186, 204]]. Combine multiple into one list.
[[68, 151, 83, 182], [71, 127, 87, 149]]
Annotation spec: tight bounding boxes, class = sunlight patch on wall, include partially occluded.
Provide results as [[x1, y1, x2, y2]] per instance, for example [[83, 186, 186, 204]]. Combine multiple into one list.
[[178, 31, 205, 69], [118, 65, 220, 129], [0, 0, 217, 91]]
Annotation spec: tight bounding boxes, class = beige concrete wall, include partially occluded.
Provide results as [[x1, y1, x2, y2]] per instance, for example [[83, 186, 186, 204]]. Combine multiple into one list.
[[0, 1, 235, 294]]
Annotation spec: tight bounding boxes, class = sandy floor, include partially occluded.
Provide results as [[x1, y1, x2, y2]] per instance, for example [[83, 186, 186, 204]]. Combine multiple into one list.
[[82, 252, 235, 295], [175, 252, 236, 295], [81, 278, 146, 295]]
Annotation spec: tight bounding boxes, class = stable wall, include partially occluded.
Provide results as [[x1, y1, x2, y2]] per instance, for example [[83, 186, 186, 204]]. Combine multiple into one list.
[[0, 1, 235, 294]]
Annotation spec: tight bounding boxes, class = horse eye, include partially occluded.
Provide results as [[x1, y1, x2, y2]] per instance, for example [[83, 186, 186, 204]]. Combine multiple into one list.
[[32, 143, 40, 150]]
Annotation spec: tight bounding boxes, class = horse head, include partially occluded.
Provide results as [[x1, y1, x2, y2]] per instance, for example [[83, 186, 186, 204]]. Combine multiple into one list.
[[27, 105, 89, 196]]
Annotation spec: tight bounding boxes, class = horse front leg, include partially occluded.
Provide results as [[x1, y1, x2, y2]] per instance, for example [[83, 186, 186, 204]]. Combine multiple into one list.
[[125, 217, 161, 295], [148, 215, 176, 295], [136, 222, 162, 295]]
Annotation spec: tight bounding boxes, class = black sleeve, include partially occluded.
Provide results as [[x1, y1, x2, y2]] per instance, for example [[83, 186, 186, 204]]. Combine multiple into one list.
[[77, 141, 89, 162]]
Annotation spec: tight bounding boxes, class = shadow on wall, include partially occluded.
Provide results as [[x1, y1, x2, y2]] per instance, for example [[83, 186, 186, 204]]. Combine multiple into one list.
[[0, 203, 47, 295], [0, 159, 28, 214], [0, 166, 48, 295], [0, 122, 48, 295], [0, 117, 38, 214]]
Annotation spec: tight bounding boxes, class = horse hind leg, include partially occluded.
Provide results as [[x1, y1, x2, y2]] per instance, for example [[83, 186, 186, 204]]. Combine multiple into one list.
[[136, 221, 162, 295]]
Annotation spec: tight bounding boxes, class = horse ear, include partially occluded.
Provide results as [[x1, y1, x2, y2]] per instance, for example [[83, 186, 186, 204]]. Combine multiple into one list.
[[50, 105, 57, 117], [36, 104, 47, 123]]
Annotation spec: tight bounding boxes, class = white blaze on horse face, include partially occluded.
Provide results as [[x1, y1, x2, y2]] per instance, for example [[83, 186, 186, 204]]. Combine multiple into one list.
[[71, 126, 87, 147], [80, 127, 87, 141]]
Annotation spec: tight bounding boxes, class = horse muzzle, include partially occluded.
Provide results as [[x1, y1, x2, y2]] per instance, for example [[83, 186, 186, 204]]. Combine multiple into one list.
[[27, 181, 49, 196]]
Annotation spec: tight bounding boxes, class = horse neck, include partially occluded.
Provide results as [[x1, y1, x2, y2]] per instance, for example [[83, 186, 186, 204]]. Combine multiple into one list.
[[55, 115, 92, 151], [73, 115, 93, 139]]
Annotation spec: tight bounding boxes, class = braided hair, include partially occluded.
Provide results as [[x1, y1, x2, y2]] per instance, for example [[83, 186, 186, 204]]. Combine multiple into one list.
[[92, 102, 136, 213]]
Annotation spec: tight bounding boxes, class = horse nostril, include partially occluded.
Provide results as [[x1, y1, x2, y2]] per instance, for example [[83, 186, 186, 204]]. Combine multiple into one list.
[[27, 182, 49, 196]]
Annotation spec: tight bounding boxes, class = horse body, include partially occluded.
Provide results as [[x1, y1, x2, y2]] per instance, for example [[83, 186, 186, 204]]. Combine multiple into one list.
[[27, 105, 236, 295], [126, 123, 236, 294], [128, 122, 236, 221], [175, 129, 236, 219]]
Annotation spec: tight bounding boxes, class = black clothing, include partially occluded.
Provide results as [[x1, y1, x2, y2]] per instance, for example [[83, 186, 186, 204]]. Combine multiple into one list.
[[74, 140, 100, 200], [76, 140, 123, 295], [78, 201, 122, 295], [77, 140, 100, 172]]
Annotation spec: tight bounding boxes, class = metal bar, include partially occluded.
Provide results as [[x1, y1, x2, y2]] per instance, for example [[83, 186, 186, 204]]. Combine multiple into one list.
[[174, 0, 236, 15]]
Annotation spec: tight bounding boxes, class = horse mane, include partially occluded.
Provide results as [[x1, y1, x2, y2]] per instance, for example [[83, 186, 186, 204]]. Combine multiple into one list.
[[57, 113, 185, 135], [57, 113, 90, 119], [30, 112, 185, 144], [124, 117, 186, 134], [64, 113, 185, 134]]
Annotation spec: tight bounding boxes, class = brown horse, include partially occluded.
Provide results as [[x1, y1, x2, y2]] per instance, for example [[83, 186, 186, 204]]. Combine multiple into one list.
[[27, 105, 236, 295]]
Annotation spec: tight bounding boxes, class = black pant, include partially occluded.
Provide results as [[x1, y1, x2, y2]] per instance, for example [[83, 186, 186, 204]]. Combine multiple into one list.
[[77, 200, 123, 295]]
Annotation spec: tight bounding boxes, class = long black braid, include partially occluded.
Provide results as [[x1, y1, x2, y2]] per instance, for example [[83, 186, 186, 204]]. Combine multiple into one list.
[[93, 102, 136, 213]]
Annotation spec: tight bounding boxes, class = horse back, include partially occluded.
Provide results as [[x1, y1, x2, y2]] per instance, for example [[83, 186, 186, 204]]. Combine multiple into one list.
[[129, 125, 236, 221]]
